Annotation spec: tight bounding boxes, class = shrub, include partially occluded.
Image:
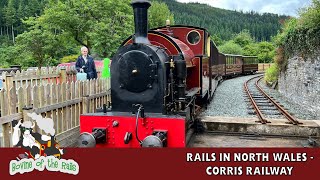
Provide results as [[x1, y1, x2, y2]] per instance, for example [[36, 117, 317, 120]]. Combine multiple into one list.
[[264, 63, 280, 85], [218, 40, 243, 55], [274, 0, 320, 70], [60, 55, 79, 63]]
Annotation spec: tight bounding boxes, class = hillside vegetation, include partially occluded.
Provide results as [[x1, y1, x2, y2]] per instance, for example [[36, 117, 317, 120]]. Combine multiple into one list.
[[265, 0, 320, 83], [155, 0, 289, 42], [0, 0, 173, 68], [0, 0, 289, 68]]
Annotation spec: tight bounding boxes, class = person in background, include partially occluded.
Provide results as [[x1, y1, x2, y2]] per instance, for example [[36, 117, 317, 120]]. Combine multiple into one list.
[[75, 46, 97, 80]]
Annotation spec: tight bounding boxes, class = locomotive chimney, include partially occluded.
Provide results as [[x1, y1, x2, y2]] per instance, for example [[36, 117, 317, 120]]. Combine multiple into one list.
[[131, 0, 151, 44]]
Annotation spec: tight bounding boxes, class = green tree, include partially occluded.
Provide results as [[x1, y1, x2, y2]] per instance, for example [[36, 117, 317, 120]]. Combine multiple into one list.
[[243, 43, 259, 56], [156, 0, 287, 42], [256, 41, 275, 63], [87, 0, 134, 57], [233, 29, 254, 47], [38, 0, 134, 58], [218, 40, 243, 55], [243, 41, 275, 62], [15, 18, 65, 68], [149, 1, 175, 29], [271, 0, 320, 72], [4, 0, 17, 43], [0, 45, 19, 67], [299, 0, 320, 29], [211, 34, 223, 46]]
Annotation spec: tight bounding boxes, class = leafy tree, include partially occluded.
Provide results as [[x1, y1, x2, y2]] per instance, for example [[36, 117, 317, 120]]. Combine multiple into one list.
[[233, 29, 254, 47], [211, 34, 223, 46], [4, 0, 17, 43], [256, 41, 275, 63], [15, 30, 51, 68], [272, 0, 320, 72], [0, 46, 17, 67], [87, 0, 134, 57], [218, 40, 243, 55], [15, 18, 66, 68], [156, 0, 288, 42], [243, 43, 259, 56], [243, 41, 275, 63], [37, 0, 134, 58], [299, 0, 320, 29], [149, 1, 175, 29]]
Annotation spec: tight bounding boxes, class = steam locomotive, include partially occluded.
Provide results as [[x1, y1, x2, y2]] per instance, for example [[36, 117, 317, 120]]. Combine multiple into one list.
[[77, 0, 258, 148]]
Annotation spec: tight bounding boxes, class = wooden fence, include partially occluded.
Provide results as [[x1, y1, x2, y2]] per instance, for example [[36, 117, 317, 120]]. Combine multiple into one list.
[[0, 67, 110, 147], [258, 63, 274, 72], [1, 66, 103, 90]]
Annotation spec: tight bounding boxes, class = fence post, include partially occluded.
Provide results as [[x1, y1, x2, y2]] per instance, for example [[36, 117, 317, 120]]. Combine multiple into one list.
[[82, 96, 89, 114], [22, 107, 38, 132], [60, 67, 67, 83], [2, 75, 16, 147], [4, 74, 14, 91], [22, 107, 33, 121], [81, 80, 89, 114]]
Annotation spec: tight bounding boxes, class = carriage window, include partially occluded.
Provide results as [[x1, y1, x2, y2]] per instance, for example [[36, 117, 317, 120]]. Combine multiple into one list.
[[187, 30, 201, 45]]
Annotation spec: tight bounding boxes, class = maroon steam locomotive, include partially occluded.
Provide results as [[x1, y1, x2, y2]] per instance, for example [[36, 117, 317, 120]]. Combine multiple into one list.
[[77, 0, 258, 148]]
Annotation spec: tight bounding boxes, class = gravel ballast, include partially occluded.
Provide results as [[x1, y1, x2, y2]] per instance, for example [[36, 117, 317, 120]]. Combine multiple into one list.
[[258, 79, 319, 120], [202, 73, 319, 120], [202, 74, 262, 117]]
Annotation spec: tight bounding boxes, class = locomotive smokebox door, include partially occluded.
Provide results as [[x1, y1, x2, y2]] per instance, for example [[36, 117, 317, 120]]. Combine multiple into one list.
[[118, 50, 155, 93]]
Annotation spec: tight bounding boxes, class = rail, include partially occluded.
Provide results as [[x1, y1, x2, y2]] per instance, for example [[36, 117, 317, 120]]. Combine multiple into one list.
[[244, 75, 301, 125], [244, 75, 268, 124], [255, 77, 301, 125]]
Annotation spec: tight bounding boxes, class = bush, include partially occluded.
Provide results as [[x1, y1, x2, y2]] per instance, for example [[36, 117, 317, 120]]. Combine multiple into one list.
[[264, 63, 279, 85], [218, 40, 243, 55], [273, 0, 320, 72], [60, 55, 79, 63], [299, 0, 320, 29]]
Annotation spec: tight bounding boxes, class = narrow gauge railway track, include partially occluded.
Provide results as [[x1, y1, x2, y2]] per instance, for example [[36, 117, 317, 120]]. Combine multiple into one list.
[[244, 75, 302, 125]]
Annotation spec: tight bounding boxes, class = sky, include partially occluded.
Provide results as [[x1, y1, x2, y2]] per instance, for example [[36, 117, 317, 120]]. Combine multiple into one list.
[[176, 0, 313, 17]]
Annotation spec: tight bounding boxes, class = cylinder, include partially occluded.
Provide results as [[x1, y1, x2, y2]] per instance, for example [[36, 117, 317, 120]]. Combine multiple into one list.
[[131, 0, 151, 44]]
